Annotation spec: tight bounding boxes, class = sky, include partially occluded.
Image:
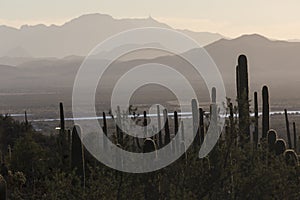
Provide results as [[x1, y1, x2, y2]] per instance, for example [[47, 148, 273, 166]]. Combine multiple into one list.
[[1, 0, 300, 40]]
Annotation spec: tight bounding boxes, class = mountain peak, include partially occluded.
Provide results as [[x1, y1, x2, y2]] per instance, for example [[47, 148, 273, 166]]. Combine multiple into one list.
[[20, 24, 48, 30], [64, 13, 113, 25], [210, 33, 272, 46], [0, 13, 224, 57], [237, 33, 270, 41]]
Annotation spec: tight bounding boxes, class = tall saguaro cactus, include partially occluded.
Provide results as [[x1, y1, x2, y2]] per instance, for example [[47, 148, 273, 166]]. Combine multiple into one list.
[[284, 109, 292, 149], [24, 110, 29, 128], [163, 109, 170, 145], [236, 55, 250, 142], [293, 122, 297, 151], [267, 129, 277, 152], [180, 120, 187, 159], [262, 86, 269, 138], [254, 92, 259, 146], [59, 102, 65, 133], [71, 125, 85, 187], [199, 108, 205, 145], [275, 139, 286, 156], [174, 111, 179, 153], [191, 99, 200, 146], [210, 87, 218, 136], [58, 102, 68, 166], [143, 111, 147, 138], [116, 106, 123, 145], [156, 105, 163, 148], [102, 112, 108, 151]]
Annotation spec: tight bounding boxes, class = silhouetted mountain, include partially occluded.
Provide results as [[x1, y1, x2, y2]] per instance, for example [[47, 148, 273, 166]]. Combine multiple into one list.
[[1, 33, 300, 110], [0, 13, 223, 58]]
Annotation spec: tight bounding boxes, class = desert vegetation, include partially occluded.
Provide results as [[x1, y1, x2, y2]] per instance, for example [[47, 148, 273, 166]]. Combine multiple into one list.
[[0, 55, 299, 199]]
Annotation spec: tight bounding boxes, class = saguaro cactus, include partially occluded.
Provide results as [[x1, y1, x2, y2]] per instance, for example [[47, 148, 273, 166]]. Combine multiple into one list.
[[116, 106, 123, 145], [210, 87, 218, 141], [174, 111, 179, 135], [0, 175, 6, 200], [143, 138, 157, 153], [227, 102, 236, 145], [59, 102, 65, 133], [274, 139, 286, 156], [143, 111, 147, 138], [191, 99, 200, 146], [71, 125, 85, 187], [102, 112, 108, 151], [199, 108, 205, 145], [163, 109, 170, 145], [236, 55, 250, 142], [262, 86, 269, 138], [293, 122, 297, 151], [24, 110, 29, 127], [180, 120, 186, 153], [58, 102, 68, 166], [254, 92, 259, 146], [284, 149, 299, 166], [212, 87, 216, 103], [267, 129, 277, 152], [284, 109, 292, 149], [174, 111, 179, 153], [156, 105, 163, 148]]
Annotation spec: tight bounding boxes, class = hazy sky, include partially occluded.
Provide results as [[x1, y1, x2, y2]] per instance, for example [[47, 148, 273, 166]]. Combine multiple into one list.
[[1, 0, 300, 39]]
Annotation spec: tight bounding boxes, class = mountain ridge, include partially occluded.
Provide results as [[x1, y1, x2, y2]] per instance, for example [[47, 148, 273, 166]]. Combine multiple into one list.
[[0, 13, 223, 58]]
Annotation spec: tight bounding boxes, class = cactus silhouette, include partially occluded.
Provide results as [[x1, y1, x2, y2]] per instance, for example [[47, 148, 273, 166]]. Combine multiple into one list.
[[227, 102, 236, 146], [24, 110, 29, 128], [180, 120, 186, 152], [293, 122, 297, 151], [59, 102, 65, 133], [143, 111, 147, 138], [0, 175, 6, 200], [102, 112, 108, 151], [210, 87, 218, 143], [143, 138, 157, 153], [163, 109, 170, 145], [267, 129, 277, 151], [284, 109, 292, 149], [71, 125, 85, 187], [156, 105, 163, 148], [284, 149, 299, 166], [236, 55, 250, 142], [180, 120, 185, 142], [199, 108, 205, 145], [58, 102, 68, 166], [191, 99, 200, 146], [116, 106, 123, 145], [254, 92, 259, 146], [174, 111, 179, 153], [211, 87, 216, 103], [274, 139, 286, 156], [262, 86, 269, 138], [174, 111, 179, 135]]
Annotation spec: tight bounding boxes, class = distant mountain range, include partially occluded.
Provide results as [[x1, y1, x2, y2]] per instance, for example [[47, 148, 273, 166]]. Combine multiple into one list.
[[1, 33, 300, 102], [1, 14, 300, 111], [0, 13, 223, 58]]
